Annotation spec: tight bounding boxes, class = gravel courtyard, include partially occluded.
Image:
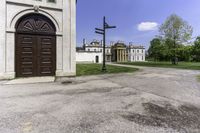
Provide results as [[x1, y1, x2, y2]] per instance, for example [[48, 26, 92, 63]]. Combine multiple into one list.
[[1, 65, 200, 133]]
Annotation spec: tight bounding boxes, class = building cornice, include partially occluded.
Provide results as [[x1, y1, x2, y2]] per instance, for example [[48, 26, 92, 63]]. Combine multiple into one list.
[[6, 1, 63, 11]]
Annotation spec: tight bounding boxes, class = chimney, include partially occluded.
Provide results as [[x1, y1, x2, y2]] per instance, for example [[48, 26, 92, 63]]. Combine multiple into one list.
[[110, 41, 114, 46], [100, 40, 103, 47], [83, 38, 87, 45]]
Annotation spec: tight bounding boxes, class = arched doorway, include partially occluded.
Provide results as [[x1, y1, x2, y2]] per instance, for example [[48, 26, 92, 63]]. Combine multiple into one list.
[[95, 56, 99, 63], [15, 13, 56, 77]]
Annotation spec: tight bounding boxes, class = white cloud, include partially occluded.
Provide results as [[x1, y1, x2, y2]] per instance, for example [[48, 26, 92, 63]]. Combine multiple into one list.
[[137, 22, 158, 31]]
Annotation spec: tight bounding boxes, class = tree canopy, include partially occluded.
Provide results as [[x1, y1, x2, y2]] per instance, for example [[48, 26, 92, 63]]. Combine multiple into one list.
[[192, 37, 200, 61], [159, 14, 193, 44], [147, 14, 195, 63]]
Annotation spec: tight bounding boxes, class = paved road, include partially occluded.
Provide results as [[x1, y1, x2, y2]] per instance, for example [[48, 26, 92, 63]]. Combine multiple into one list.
[[0, 66, 200, 133]]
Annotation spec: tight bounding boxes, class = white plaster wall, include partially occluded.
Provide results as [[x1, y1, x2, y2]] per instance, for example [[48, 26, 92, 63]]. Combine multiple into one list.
[[6, 33, 15, 72], [76, 52, 103, 63], [56, 36, 63, 71], [0, 0, 6, 78]]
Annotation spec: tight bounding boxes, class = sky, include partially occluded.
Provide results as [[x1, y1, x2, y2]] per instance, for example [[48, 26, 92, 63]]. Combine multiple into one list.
[[76, 0, 200, 48]]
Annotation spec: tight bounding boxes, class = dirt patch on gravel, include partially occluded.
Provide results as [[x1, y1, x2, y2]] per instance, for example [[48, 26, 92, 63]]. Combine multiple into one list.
[[121, 102, 200, 132], [61, 80, 86, 85]]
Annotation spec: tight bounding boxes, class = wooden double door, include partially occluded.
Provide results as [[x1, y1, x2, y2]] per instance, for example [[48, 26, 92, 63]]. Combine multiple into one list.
[[15, 13, 57, 77], [15, 34, 56, 77]]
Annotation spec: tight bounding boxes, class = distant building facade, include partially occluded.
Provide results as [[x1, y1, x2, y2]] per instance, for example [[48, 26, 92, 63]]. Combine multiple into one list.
[[127, 44, 146, 62], [84, 40, 102, 52], [84, 40, 112, 62], [111, 42, 128, 62], [76, 39, 145, 63], [105, 46, 112, 62], [76, 40, 103, 63]]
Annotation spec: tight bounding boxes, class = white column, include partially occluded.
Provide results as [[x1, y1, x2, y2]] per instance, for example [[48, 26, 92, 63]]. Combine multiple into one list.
[[62, 0, 76, 76], [119, 49, 122, 62], [70, 0, 76, 74], [0, 0, 6, 78], [119, 50, 121, 62], [116, 50, 119, 62], [123, 50, 125, 62], [121, 49, 124, 62]]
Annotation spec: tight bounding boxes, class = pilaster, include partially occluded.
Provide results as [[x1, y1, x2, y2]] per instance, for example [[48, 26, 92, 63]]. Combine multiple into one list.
[[0, 0, 6, 76], [62, 0, 76, 76]]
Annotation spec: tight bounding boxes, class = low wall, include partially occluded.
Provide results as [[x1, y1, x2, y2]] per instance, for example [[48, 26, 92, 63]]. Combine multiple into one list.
[[76, 52, 103, 63]]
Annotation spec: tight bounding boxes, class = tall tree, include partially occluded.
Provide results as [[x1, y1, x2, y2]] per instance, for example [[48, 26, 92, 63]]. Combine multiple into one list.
[[148, 38, 164, 61], [192, 37, 200, 61], [159, 14, 193, 64]]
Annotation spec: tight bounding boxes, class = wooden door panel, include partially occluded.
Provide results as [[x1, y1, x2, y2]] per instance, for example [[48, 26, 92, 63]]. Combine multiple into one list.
[[16, 34, 56, 77], [37, 36, 56, 76], [16, 34, 36, 77]]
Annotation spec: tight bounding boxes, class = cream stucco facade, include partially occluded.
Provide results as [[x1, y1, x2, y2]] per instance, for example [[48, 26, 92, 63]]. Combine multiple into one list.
[[127, 45, 146, 62], [0, 0, 76, 79]]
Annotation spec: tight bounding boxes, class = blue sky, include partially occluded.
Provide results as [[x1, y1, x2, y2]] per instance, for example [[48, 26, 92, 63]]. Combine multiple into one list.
[[77, 0, 200, 48]]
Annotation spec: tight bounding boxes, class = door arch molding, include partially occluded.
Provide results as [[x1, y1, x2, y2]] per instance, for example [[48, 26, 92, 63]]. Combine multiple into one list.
[[15, 13, 56, 35], [9, 9, 60, 32]]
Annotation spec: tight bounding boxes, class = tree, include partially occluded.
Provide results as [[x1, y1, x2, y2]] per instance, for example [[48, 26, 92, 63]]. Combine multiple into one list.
[[148, 38, 164, 61], [159, 14, 193, 64], [177, 45, 193, 62], [192, 37, 200, 61], [163, 38, 174, 61]]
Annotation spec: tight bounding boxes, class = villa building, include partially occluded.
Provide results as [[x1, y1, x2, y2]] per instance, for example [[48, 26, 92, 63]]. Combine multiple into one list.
[[127, 44, 146, 62], [76, 40, 103, 63], [0, 0, 76, 79], [76, 39, 112, 63]]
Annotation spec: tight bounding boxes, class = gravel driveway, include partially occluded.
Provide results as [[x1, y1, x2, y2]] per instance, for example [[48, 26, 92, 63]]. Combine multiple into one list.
[[1, 65, 200, 133]]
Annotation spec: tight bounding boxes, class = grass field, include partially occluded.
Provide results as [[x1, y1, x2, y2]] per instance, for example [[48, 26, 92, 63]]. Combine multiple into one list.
[[197, 75, 200, 82], [119, 61, 200, 70], [76, 64, 138, 76]]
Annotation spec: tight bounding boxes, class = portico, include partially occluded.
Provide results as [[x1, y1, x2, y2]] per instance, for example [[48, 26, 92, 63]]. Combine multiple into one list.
[[112, 42, 127, 62]]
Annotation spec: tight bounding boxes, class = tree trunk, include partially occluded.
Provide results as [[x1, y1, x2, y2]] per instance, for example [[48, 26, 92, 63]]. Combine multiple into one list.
[[172, 37, 178, 65]]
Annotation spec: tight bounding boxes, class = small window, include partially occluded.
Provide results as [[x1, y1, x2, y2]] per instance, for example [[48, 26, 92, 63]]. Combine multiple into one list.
[[48, 0, 56, 3], [107, 56, 110, 61], [133, 50, 134, 53], [137, 50, 139, 53]]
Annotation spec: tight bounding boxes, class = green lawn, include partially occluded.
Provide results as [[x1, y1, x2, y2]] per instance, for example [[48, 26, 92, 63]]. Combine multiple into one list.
[[119, 61, 200, 70], [197, 75, 200, 82], [76, 64, 138, 76]]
